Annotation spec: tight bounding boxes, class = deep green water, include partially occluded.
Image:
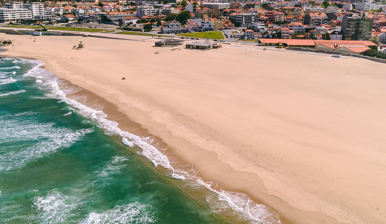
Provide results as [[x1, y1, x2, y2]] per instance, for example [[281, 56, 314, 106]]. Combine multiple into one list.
[[0, 58, 232, 224]]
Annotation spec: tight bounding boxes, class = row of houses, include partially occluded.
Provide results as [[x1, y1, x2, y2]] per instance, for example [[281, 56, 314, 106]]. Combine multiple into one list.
[[161, 18, 214, 33]]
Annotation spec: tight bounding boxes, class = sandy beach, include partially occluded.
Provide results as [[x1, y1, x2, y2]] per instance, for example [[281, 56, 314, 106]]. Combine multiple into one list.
[[1, 32, 386, 224]]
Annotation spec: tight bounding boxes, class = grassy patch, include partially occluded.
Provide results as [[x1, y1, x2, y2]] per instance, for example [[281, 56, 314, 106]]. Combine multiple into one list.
[[239, 39, 257, 42], [45, 26, 106, 32], [3, 25, 40, 29], [178, 31, 224, 40]]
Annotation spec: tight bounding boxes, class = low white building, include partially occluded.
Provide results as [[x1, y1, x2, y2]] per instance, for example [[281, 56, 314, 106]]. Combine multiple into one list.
[[161, 20, 182, 33], [244, 29, 255, 39], [343, 3, 353, 11], [252, 22, 266, 32], [188, 19, 214, 31]]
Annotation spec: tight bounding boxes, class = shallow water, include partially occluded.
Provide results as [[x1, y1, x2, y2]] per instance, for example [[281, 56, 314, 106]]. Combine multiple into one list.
[[0, 58, 280, 224]]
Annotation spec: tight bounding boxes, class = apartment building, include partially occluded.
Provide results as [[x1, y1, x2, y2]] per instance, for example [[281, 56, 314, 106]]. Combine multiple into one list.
[[0, 3, 32, 22], [342, 15, 372, 40], [304, 13, 328, 26], [0, 2, 44, 22], [230, 13, 259, 27]]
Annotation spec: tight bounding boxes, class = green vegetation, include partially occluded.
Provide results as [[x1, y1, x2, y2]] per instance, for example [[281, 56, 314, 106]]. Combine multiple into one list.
[[3, 25, 40, 29], [176, 11, 191, 25], [165, 11, 191, 25], [322, 0, 330, 8], [45, 26, 106, 32], [143, 24, 152, 32], [361, 45, 386, 59], [178, 31, 224, 40]]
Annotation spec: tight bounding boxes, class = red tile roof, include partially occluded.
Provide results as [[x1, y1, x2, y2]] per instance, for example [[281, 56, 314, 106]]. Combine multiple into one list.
[[259, 39, 315, 46]]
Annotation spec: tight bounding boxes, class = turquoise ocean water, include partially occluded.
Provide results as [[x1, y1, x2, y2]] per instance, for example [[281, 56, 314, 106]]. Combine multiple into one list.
[[0, 58, 279, 224]]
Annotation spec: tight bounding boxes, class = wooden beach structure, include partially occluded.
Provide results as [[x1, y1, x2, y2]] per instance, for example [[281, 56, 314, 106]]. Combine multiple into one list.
[[154, 39, 183, 47], [185, 41, 221, 50]]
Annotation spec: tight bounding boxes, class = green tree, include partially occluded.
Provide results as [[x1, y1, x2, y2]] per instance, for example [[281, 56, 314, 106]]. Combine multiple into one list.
[[261, 3, 270, 9], [143, 24, 152, 32], [322, 0, 330, 8], [181, 0, 187, 7], [176, 11, 191, 25], [165, 13, 178, 22]]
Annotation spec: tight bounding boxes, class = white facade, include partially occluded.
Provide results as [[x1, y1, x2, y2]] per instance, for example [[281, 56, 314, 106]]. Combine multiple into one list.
[[162, 20, 182, 33], [30, 3, 44, 20], [0, 3, 44, 22], [343, 3, 353, 11], [185, 3, 194, 13], [330, 33, 343, 40], [188, 19, 214, 31], [253, 22, 266, 32], [0, 7, 32, 22]]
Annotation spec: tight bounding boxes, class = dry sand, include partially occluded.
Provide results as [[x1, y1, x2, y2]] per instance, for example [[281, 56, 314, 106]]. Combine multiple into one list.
[[1, 33, 386, 224]]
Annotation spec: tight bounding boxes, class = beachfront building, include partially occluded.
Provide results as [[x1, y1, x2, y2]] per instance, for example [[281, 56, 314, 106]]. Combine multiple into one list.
[[154, 38, 183, 47], [187, 19, 214, 31], [186, 41, 221, 50], [244, 29, 255, 39], [161, 20, 182, 33], [342, 15, 373, 40], [230, 13, 259, 27], [259, 39, 316, 48], [30, 3, 44, 20], [0, 3, 32, 23], [0, 2, 44, 22]]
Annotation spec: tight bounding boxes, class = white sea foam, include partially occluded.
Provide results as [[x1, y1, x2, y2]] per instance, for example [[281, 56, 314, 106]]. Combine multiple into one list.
[[63, 111, 72, 116], [0, 116, 93, 172], [0, 65, 21, 70], [81, 202, 155, 224], [0, 78, 17, 85], [197, 179, 281, 224], [34, 190, 77, 224], [21, 58, 281, 224], [96, 156, 128, 178], [0, 89, 25, 97]]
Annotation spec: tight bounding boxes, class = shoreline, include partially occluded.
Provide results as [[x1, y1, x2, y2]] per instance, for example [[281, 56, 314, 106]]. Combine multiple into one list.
[[20, 57, 283, 224], [2, 33, 386, 224]]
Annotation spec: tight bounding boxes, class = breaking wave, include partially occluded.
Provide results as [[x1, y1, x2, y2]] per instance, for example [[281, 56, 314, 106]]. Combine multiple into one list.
[[0, 116, 93, 172], [21, 58, 281, 224], [0, 89, 25, 97], [34, 190, 77, 224], [81, 202, 155, 224], [0, 77, 17, 85]]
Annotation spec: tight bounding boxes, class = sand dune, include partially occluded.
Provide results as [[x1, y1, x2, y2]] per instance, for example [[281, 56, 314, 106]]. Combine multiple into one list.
[[2, 33, 386, 224]]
